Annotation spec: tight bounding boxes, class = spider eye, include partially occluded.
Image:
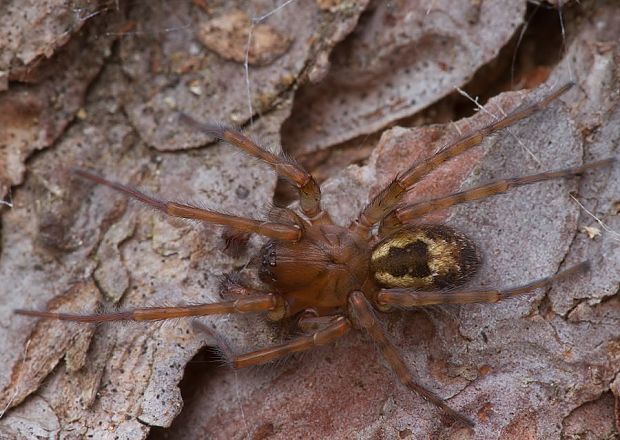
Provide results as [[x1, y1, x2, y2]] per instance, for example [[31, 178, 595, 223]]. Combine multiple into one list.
[[370, 225, 480, 290]]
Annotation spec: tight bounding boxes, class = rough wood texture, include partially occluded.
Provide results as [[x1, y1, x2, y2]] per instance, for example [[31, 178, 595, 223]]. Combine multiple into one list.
[[282, 0, 527, 153], [0, 1, 618, 439]]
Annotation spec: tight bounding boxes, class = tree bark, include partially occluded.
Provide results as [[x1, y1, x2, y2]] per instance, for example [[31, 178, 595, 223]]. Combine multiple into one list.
[[0, 1, 618, 439]]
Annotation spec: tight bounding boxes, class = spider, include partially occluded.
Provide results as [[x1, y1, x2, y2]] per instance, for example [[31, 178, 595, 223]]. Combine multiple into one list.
[[16, 82, 614, 427]]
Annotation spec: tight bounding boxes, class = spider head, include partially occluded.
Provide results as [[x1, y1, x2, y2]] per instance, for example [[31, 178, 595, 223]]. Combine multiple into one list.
[[370, 225, 480, 290]]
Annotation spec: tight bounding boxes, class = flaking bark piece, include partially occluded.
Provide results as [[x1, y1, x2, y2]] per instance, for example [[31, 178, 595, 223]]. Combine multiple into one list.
[[0, 0, 110, 88], [94, 215, 136, 303], [282, 0, 526, 154], [120, 0, 369, 151], [0, 5, 124, 202], [198, 10, 293, 66], [0, 282, 99, 412]]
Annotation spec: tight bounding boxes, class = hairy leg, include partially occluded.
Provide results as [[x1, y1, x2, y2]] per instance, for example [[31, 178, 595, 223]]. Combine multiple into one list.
[[356, 82, 574, 230], [232, 316, 351, 368], [348, 291, 474, 427], [377, 262, 589, 308], [179, 115, 322, 219], [297, 312, 343, 333], [74, 169, 300, 241], [16, 293, 280, 322], [380, 159, 615, 233]]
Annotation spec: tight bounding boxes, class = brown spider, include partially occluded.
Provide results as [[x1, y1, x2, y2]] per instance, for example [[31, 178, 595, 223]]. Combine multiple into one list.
[[16, 82, 615, 427]]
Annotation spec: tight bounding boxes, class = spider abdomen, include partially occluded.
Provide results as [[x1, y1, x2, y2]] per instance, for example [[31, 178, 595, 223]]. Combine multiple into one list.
[[370, 224, 480, 290]]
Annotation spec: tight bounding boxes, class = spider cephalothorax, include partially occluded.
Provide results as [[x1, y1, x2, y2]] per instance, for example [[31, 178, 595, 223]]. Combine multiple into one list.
[[258, 221, 371, 317], [16, 82, 614, 426]]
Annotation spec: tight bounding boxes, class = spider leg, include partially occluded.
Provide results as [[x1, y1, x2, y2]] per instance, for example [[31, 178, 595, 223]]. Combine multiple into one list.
[[377, 261, 589, 308], [15, 294, 280, 322], [357, 82, 574, 229], [297, 311, 343, 333], [348, 291, 474, 427], [232, 316, 351, 368], [74, 170, 300, 241], [380, 158, 616, 233], [179, 114, 322, 219]]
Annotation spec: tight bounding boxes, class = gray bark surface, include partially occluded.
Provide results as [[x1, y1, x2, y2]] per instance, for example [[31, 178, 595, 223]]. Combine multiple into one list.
[[0, 1, 618, 439]]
